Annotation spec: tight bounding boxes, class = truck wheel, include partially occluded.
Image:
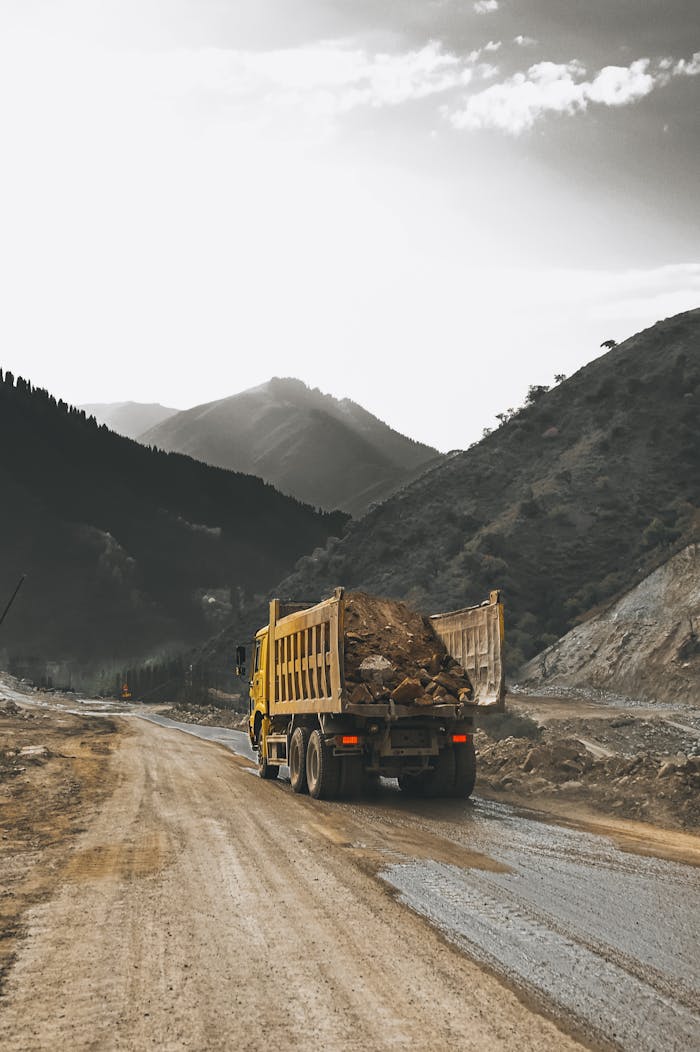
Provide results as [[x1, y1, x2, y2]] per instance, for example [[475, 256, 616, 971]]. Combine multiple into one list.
[[289, 726, 311, 794], [425, 746, 457, 798], [306, 730, 340, 800], [258, 749, 279, 781], [338, 755, 363, 799], [451, 741, 476, 798]]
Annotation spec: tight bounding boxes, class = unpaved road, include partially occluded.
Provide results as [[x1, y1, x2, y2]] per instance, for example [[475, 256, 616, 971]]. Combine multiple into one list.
[[1, 715, 699, 1051]]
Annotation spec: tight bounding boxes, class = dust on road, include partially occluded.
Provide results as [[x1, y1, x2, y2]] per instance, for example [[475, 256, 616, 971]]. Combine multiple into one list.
[[0, 715, 586, 1052]]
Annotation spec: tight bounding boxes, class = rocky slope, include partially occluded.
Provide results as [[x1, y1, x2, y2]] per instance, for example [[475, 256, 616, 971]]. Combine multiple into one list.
[[139, 377, 441, 516], [80, 401, 177, 439], [274, 309, 700, 671], [520, 543, 700, 704]]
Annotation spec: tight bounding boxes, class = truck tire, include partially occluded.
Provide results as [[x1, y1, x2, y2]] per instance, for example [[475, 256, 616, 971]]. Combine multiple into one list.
[[289, 726, 311, 794], [338, 755, 363, 799], [306, 730, 340, 800], [426, 746, 457, 798], [258, 748, 279, 781], [451, 741, 477, 798]]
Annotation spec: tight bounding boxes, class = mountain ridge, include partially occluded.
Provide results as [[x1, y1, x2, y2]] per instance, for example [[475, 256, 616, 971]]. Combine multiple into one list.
[[138, 377, 442, 516], [271, 309, 700, 671], [80, 401, 178, 440], [0, 371, 346, 684]]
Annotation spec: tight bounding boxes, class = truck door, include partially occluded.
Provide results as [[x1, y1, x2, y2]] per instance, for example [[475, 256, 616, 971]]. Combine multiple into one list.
[[252, 633, 268, 716]]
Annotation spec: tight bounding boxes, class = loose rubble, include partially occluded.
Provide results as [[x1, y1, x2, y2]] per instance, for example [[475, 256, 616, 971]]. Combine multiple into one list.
[[344, 592, 472, 705], [476, 706, 700, 831]]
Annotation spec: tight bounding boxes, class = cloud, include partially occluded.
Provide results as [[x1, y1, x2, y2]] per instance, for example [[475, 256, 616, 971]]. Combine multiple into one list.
[[474, 0, 499, 12], [673, 51, 700, 76], [448, 55, 699, 134], [484, 40, 502, 52], [514, 35, 537, 47]]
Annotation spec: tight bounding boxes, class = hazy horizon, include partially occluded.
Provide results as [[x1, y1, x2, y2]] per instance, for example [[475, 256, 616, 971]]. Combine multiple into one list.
[[1, 1, 698, 450]]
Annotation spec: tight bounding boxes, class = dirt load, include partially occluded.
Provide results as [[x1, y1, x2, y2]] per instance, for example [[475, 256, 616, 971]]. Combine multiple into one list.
[[343, 592, 472, 704]]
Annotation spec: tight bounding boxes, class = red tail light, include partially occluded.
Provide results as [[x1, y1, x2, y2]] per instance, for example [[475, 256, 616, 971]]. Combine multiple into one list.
[[341, 735, 359, 745], [452, 733, 470, 743]]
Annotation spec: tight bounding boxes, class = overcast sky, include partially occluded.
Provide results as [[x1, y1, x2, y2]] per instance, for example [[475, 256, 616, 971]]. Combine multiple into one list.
[[1, 0, 698, 450]]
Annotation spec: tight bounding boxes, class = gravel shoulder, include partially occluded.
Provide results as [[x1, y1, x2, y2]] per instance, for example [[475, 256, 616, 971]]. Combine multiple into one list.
[[475, 693, 700, 831]]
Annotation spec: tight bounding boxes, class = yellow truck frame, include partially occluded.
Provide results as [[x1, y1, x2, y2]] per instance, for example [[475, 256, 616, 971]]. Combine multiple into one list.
[[247, 588, 504, 800]]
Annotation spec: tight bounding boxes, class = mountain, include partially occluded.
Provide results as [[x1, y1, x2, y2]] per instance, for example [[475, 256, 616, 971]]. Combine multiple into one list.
[[271, 309, 700, 671], [138, 378, 441, 517], [79, 401, 178, 440], [0, 371, 347, 684], [520, 543, 699, 704]]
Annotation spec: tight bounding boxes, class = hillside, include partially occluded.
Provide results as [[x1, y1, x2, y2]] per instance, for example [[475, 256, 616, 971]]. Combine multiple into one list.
[[139, 378, 441, 517], [273, 309, 700, 672], [0, 372, 346, 684], [79, 401, 178, 439], [520, 543, 700, 704]]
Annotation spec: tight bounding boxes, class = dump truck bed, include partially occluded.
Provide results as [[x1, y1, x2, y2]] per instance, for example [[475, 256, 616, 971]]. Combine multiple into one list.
[[267, 589, 505, 717]]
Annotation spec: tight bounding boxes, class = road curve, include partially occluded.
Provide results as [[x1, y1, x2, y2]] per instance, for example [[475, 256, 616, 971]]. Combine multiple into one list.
[[0, 717, 587, 1052], [141, 713, 700, 1051]]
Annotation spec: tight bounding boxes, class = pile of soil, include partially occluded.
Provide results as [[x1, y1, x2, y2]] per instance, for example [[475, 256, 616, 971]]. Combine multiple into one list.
[[475, 713, 700, 831], [160, 705, 248, 730], [343, 592, 472, 706]]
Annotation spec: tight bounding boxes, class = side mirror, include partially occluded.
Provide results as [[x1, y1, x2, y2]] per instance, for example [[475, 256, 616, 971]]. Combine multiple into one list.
[[235, 645, 247, 678]]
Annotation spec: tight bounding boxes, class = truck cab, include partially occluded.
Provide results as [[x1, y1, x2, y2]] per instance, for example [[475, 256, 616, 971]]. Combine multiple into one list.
[[249, 627, 269, 746]]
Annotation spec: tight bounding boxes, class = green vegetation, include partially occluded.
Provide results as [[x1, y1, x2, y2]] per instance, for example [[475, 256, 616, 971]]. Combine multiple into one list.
[[276, 309, 700, 672]]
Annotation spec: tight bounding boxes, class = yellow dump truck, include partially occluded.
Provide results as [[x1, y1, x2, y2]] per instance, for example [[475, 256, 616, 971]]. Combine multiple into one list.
[[245, 588, 504, 800]]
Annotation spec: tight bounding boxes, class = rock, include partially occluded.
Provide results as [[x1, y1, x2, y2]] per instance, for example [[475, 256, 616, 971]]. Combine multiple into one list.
[[19, 745, 51, 758], [390, 678, 425, 705], [428, 652, 443, 675], [560, 780, 583, 790], [658, 762, 677, 779], [414, 694, 435, 707], [522, 747, 545, 772], [359, 655, 395, 687], [431, 672, 464, 696], [357, 652, 395, 677], [0, 700, 21, 717], [348, 683, 373, 705]]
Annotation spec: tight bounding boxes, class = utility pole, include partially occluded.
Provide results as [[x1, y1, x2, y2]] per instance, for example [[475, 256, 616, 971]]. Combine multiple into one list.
[[0, 575, 26, 629]]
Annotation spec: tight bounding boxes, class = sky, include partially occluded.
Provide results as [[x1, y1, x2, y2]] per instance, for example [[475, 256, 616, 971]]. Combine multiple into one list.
[[0, 0, 698, 451]]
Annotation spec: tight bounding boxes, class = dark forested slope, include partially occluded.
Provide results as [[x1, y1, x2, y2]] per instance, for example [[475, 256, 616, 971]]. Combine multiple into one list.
[[139, 377, 441, 516], [0, 372, 346, 674], [274, 309, 700, 668]]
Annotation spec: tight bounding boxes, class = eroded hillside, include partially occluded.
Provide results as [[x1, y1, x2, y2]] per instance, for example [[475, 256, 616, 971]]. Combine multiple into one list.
[[275, 309, 700, 670]]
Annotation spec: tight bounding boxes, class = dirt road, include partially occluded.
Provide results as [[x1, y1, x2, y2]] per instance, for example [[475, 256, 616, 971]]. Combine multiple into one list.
[[1, 714, 699, 1051]]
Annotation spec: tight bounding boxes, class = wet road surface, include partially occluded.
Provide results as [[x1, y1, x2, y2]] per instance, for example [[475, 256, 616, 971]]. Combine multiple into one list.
[[140, 714, 700, 1051]]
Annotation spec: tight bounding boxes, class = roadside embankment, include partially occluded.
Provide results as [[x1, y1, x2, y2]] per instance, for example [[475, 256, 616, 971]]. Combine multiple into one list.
[[476, 700, 700, 831], [0, 699, 122, 992]]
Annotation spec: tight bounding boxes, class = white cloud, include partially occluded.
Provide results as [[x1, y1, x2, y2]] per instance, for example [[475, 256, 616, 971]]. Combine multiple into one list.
[[474, 0, 499, 12], [484, 40, 502, 52], [514, 35, 537, 47], [448, 54, 698, 134], [674, 51, 700, 76]]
